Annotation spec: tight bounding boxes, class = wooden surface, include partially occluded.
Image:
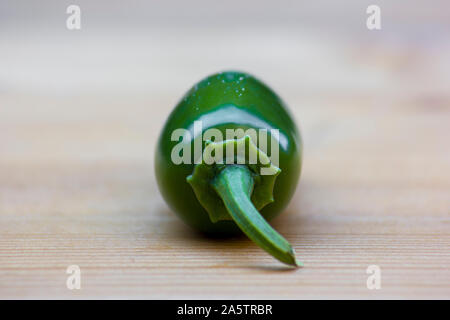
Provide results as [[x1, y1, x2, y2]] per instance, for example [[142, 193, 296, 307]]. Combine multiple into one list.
[[1, 7, 450, 298]]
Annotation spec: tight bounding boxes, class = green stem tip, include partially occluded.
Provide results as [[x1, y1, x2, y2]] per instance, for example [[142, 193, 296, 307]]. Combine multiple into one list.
[[211, 165, 302, 267]]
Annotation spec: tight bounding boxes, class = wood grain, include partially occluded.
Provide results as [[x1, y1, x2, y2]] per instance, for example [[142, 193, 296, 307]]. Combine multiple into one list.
[[1, 22, 449, 299]]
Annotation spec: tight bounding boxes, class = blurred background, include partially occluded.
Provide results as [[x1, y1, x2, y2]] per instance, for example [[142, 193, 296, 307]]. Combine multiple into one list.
[[1, 1, 449, 298], [1, 1, 449, 95]]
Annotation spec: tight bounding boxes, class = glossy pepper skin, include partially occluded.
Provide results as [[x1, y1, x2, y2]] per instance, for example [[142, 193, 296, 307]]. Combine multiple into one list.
[[155, 71, 302, 237]]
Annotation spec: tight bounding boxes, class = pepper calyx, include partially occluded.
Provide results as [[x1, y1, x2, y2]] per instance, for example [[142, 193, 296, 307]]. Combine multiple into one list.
[[186, 135, 281, 223]]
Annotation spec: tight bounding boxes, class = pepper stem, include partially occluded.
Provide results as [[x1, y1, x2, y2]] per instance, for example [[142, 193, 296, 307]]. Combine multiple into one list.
[[211, 165, 301, 267]]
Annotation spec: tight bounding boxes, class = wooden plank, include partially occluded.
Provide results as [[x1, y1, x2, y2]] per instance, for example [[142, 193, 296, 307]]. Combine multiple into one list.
[[1, 26, 449, 299]]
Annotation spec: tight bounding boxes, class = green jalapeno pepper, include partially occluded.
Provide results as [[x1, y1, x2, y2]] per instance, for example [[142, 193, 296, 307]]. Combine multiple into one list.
[[155, 71, 302, 266]]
